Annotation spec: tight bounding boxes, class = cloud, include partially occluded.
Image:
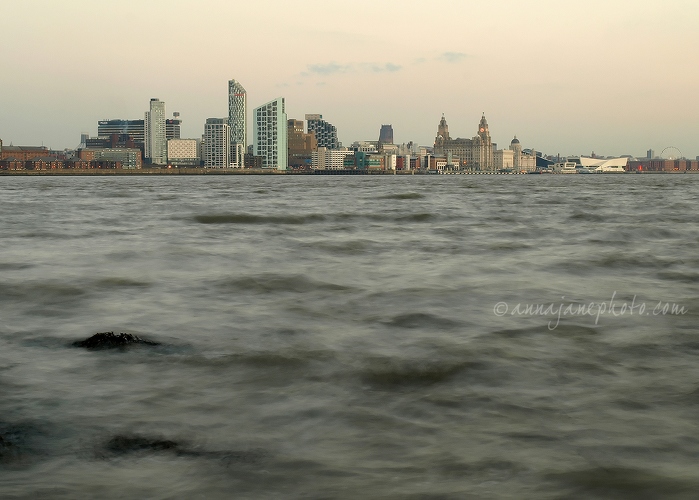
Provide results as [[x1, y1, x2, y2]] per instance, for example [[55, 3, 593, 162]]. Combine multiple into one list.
[[440, 52, 470, 63], [306, 63, 352, 75], [304, 62, 402, 76], [370, 63, 402, 73]]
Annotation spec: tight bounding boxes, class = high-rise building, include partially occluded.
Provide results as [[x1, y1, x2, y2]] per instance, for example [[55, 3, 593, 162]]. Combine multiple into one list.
[[203, 118, 230, 168], [228, 80, 247, 166], [145, 98, 166, 164], [305, 114, 339, 149], [379, 124, 394, 145], [254, 97, 287, 170], [647, 149, 655, 159]]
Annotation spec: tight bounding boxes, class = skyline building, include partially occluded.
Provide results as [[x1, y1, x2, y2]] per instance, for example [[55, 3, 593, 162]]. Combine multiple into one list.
[[434, 114, 494, 170], [203, 118, 230, 168], [228, 79, 247, 167], [379, 124, 394, 145], [145, 98, 166, 164], [306, 114, 339, 149], [254, 97, 287, 170]]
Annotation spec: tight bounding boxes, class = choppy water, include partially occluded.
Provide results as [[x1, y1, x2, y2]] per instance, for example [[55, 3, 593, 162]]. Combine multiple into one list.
[[1, 174, 699, 498]]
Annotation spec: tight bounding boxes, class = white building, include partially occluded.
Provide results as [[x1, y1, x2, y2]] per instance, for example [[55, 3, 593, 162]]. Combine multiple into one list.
[[311, 147, 352, 170], [145, 98, 166, 164], [167, 139, 199, 167], [203, 118, 230, 168], [228, 80, 247, 167], [254, 97, 287, 170], [493, 149, 515, 170]]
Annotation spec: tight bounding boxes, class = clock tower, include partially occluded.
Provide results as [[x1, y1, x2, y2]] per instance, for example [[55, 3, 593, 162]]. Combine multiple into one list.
[[475, 113, 493, 170]]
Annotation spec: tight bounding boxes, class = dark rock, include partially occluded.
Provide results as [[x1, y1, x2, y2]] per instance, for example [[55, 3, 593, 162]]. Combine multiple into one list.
[[72, 331, 160, 349]]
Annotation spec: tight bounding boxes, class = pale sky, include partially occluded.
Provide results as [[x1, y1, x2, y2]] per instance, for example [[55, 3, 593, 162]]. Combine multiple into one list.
[[1, 0, 698, 158]]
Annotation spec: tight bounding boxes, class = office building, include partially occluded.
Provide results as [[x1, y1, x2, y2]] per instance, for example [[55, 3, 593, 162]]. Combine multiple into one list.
[[145, 98, 167, 164], [254, 97, 287, 170], [228, 80, 247, 167]]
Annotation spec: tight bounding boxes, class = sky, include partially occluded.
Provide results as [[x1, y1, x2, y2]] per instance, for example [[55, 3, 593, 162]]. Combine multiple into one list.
[[1, 0, 698, 158]]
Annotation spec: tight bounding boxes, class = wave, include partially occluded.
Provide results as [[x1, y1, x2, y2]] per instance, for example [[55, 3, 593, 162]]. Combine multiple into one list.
[[547, 466, 698, 497], [383, 312, 462, 330], [380, 192, 425, 200], [569, 211, 606, 222], [194, 213, 325, 225], [214, 274, 354, 294], [0, 263, 33, 271], [193, 212, 436, 225], [0, 282, 86, 304], [360, 357, 484, 388]]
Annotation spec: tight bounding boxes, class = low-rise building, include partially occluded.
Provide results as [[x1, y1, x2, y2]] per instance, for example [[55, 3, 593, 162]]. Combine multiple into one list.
[[167, 139, 199, 167]]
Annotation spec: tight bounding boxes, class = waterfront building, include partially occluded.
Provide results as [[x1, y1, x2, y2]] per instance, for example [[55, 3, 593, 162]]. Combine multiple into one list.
[[493, 149, 514, 170], [89, 148, 142, 169], [145, 98, 167, 164], [305, 114, 339, 149], [203, 118, 230, 168], [507, 136, 536, 172], [312, 147, 352, 170], [0, 145, 50, 161], [167, 139, 199, 167], [228, 80, 247, 167], [254, 97, 288, 170], [433, 114, 499, 170]]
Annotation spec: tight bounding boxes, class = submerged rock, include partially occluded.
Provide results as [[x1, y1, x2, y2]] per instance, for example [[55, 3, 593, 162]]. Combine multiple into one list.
[[72, 331, 160, 349], [105, 435, 180, 455], [99, 434, 268, 465]]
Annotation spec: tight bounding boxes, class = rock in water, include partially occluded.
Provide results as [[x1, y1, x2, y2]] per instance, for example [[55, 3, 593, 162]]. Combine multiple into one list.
[[104, 435, 180, 455], [72, 331, 160, 349]]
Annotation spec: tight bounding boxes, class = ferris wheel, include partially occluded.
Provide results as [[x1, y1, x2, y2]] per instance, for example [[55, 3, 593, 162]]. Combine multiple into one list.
[[660, 147, 683, 160]]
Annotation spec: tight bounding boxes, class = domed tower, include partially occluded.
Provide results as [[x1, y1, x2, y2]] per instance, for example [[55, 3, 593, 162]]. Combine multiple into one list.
[[510, 136, 522, 169]]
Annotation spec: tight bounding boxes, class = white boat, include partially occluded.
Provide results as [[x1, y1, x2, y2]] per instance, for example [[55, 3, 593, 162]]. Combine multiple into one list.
[[553, 161, 580, 173]]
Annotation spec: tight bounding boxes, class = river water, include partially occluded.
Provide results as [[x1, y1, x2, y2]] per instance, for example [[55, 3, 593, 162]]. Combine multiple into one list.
[[1, 174, 698, 498]]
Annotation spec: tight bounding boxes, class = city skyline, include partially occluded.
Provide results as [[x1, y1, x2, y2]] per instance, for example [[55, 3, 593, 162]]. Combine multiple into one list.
[[1, 0, 698, 158]]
